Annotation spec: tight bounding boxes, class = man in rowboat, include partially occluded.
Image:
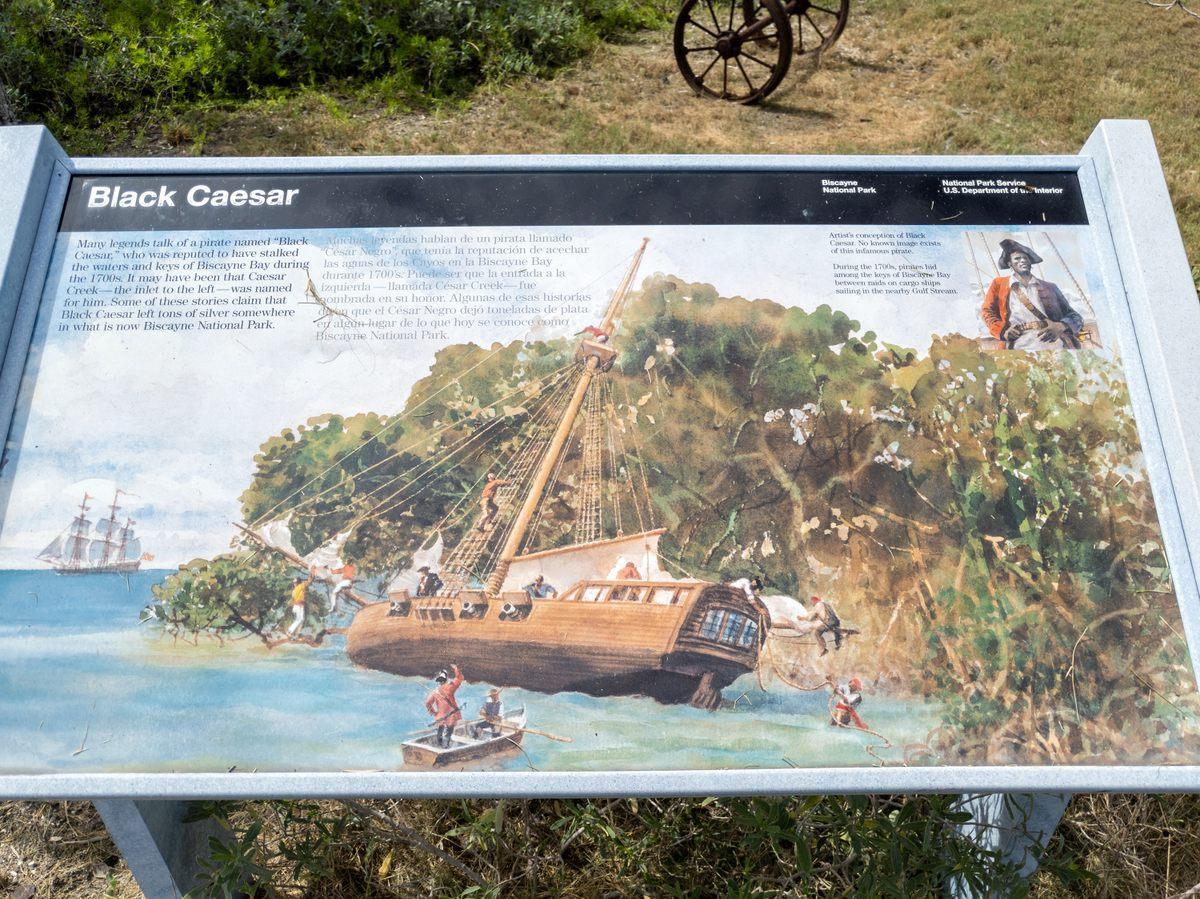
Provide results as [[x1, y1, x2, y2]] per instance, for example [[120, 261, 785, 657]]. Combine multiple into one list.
[[472, 688, 504, 739], [425, 663, 464, 748]]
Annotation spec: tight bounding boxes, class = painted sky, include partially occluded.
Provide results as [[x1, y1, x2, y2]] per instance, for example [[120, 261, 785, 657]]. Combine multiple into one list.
[[0, 223, 1109, 567]]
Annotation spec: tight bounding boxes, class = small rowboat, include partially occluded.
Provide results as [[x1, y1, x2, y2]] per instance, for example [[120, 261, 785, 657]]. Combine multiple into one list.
[[402, 705, 528, 768]]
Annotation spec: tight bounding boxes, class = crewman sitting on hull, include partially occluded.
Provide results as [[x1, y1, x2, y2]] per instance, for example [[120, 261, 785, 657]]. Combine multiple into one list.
[[523, 575, 558, 601]]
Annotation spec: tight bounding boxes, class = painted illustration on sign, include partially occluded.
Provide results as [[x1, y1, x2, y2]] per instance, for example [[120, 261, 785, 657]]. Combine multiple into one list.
[[0, 178, 1195, 775]]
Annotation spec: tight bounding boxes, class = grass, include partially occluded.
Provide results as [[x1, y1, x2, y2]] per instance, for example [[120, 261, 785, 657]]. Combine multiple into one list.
[[3, 1, 1200, 896]]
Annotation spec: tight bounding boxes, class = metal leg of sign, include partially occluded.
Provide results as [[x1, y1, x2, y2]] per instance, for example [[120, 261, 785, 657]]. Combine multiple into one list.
[[946, 792, 1071, 898], [93, 799, 227, 899]]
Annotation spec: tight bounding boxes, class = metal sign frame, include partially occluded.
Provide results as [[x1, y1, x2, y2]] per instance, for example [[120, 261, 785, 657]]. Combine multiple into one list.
[[1, 120, 1198, 800]]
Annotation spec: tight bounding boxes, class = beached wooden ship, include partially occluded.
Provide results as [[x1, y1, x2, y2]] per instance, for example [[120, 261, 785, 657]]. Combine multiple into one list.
[[344, 239, 767, 709]]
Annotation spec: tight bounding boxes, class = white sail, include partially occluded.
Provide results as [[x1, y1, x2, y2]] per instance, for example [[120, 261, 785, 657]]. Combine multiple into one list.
[[254, 518, 300, 558], [500, 528, 685, 594], [37, 534, 65, 562], [94, 519, 119, 541], [121, 537, 143, 560], [388, 533, 445, 593], [65, 532, 91, 562], [759, 594, 811, 629], [304, 530, 351, 572], [88, 538, 110, 564]]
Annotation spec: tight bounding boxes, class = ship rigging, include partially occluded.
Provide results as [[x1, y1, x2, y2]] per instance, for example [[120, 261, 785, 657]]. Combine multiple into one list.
[[38, 490, 147, 574], [242, 239, 768, 708]]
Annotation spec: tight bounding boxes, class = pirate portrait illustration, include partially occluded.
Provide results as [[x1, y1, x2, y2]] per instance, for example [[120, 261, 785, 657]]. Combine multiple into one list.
[[980, 238, 1084, 350]]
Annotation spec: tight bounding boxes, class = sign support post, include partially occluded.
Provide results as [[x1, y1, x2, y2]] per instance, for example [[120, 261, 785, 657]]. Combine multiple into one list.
[[93, 800, 228, 898]]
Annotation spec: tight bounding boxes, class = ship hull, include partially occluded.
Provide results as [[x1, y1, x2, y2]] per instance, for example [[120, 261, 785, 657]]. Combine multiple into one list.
[[346, 583, 763, 707], [52, 561, 141, 575]]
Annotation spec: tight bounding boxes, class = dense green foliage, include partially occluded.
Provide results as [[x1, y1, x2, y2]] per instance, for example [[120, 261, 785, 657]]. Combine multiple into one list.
[[154, 276, 1197, 765], [152, 553, 297, 641], [0, 0, 666, 136], [189, 794, 1083, 896]]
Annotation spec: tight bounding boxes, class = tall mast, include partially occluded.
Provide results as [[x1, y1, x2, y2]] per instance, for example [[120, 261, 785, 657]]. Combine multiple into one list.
[[483, 238, 650, 598], [69, 492, 91, 567], [100, 491, 120, 567]]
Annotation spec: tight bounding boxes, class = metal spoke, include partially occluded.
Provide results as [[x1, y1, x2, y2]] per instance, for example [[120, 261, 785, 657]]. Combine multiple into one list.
[[803, 11, 827, 41], [741, 49, 775, 69], [721, 58, 729, 98], [686, 16, 721, 38], [811, 3, 840, 16], [739, 24, 780, 39], [704, 0, 722, 31], [727, 0, 736, 31], [734, 56, 757, 94], [695, 53, 721, 85], [685, 45, 720, 53]]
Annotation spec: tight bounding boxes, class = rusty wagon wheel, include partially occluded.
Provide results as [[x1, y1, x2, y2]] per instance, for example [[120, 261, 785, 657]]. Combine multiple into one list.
[[785, 0, 850, 57], [674, 0, 794, 104]]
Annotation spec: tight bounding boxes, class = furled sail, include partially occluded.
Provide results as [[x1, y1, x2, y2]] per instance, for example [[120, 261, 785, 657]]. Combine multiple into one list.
[[388, 533, 445, 593], [253, 518, 349, 571], [253, 518, 301, 558], [305, 530, 351, 572], [499, 528, 685, 594]]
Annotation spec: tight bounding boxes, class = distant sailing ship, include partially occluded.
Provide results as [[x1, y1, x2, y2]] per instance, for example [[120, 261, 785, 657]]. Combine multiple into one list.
[[37, 491, 148, 574]]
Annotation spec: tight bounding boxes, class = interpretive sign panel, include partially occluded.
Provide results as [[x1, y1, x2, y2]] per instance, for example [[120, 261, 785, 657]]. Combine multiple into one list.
[[1, 123, 1199, 796]]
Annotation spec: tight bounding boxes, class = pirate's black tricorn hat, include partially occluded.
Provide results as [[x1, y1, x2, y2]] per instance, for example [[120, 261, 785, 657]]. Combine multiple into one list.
[[998, 238, 1044, 270]]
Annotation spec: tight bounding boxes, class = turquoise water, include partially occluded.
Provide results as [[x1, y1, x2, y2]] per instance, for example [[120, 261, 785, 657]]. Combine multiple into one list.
[[0, 570, 941, 774]]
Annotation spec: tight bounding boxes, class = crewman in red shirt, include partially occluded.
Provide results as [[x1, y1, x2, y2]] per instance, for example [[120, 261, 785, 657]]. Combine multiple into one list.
[[425, 663, 464, 748]]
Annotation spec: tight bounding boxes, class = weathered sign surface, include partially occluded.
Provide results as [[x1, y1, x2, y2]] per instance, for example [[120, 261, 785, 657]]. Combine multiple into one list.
[[1, 123, 1198, 795]]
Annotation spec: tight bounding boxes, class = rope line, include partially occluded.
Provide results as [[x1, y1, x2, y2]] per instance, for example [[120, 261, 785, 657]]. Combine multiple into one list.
[[347, 365, 578, 531], [253, 360, 577, 532], [440, 365, 582, 592], [760, 640, 897, 766], [248, 341, 515, 527]]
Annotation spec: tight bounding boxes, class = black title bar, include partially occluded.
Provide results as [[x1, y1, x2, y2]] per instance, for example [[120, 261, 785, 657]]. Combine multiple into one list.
[[60, 169, 1087, 232]]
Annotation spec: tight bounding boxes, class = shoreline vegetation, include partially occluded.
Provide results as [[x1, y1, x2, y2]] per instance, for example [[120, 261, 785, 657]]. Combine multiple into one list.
[[151, 276, 1197, 770]]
